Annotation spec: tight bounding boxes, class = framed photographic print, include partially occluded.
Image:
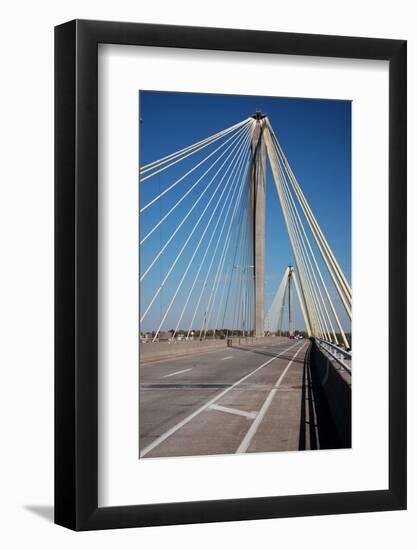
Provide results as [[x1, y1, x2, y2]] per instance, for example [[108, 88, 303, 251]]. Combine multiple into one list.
[[55, 20, 406, 530]]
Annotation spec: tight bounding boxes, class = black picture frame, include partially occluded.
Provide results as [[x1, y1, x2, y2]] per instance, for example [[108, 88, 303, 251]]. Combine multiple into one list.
[[55, 19, 407, 531]]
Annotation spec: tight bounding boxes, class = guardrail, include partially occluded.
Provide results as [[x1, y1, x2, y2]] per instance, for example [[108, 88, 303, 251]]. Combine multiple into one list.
[[315, 338, 352, 374]]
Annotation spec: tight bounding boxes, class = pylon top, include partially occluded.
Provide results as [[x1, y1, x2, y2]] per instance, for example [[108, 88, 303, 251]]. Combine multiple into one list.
[[251, 111, 267, 121]]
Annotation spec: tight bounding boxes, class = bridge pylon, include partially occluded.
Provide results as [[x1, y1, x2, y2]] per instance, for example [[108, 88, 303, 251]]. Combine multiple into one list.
[[250, 112, 267, 338]]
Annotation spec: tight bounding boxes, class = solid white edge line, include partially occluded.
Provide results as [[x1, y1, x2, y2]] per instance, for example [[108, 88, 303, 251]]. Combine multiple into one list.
[[236, 342, 307, 454], [140, 341, 300, 457]]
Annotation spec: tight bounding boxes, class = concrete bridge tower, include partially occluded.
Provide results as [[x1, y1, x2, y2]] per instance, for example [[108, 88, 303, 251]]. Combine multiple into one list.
[[250, 112, 267, 338]]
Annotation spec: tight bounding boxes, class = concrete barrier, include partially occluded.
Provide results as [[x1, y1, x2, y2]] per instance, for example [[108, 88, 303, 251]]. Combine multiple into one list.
[[309, 339, 351, 448]]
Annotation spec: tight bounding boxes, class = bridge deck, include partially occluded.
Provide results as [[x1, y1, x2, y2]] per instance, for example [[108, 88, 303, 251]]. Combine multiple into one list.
[[139, 339, 348, 458]]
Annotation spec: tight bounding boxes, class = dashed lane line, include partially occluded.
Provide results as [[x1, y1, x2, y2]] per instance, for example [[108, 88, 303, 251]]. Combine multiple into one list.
[[140, 341, 301, 457], [162, 368, 193, 379]]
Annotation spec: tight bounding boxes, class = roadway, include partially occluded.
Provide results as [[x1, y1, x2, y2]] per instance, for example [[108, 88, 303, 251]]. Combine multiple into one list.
[[139, 338, 338, 458]]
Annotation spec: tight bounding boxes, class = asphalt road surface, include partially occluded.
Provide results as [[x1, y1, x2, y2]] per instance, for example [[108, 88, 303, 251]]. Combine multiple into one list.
[[139, 339, 323, 458]]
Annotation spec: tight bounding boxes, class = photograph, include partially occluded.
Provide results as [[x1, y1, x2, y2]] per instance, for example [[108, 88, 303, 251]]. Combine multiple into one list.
[[138, 91, 352, 459], [0, 1, 408, 541]]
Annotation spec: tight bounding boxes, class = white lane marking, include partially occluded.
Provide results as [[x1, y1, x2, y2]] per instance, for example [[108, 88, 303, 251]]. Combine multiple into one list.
[[208, 404, 257, 419], [221, 356, 233, 361], [236, 343, 307, 454], [140, 341, 301, 457], [162, 368, 192, 379]]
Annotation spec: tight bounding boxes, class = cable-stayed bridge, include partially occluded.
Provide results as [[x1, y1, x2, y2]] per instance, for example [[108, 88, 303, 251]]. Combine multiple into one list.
[[139, 112, 351, 458]]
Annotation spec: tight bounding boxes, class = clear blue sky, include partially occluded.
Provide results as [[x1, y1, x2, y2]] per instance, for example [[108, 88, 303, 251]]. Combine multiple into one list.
[[139, 91, 351, 333]]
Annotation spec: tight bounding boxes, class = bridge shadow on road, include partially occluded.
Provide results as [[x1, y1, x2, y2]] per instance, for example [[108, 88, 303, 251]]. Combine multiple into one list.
[[299, 342, 349, 451]]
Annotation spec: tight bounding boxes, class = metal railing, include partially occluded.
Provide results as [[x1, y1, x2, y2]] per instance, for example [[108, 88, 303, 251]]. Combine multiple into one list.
[[315, 338, 352, 374]]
